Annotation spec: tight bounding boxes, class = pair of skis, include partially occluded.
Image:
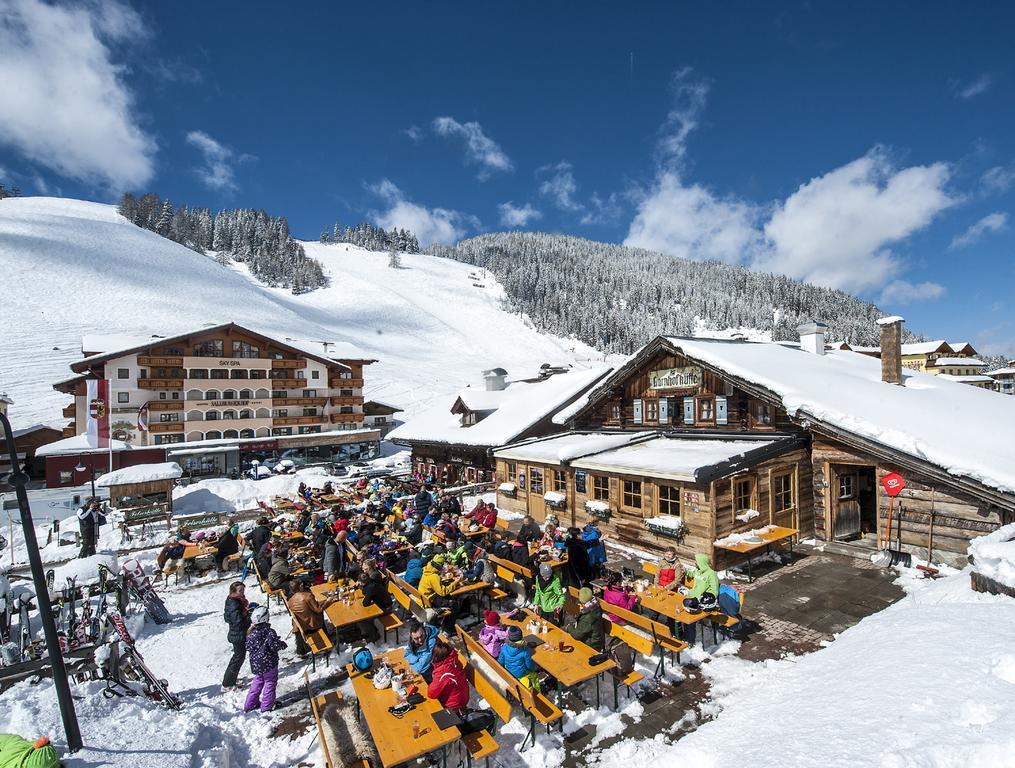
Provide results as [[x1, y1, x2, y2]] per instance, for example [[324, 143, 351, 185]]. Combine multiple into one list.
[[103, 611, 181, 709]]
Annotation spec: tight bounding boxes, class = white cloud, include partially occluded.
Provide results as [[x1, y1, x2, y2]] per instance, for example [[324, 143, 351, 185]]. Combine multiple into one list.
[[369, 179, 475, 246], [185, 130, 245, 192], [0, 0, 155, 188], [981, 165, 1015, 194], [624, 172, 761, 262], [432, 117, 512, 179], [950, 212, 1008, 249], [538, 161, 583, 211], [955, 73, 992, 100], [498, 202, 542, 227], [403, 125, 423, 143], [758, 150, 955, 293], [878, 280, 947, 305], [580, 192, 624, 226], [657, 67, 709, 167]]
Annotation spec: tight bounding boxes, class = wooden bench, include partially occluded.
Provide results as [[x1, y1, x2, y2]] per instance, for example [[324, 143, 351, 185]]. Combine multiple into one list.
[[285, 596, 334, 672], [450, 645, 507, 768], [495, 517, 511, 531], [569, 586, 688, 678], [388, 571, 428, 614], [641, 560, 659, 578], [456, 625, 563, 752], [252, 560, 285, 608], [388, 574, 426, 623], [378, 610, 405, 644], [304, 670, 343, 768], [604, 621, 649, 707]]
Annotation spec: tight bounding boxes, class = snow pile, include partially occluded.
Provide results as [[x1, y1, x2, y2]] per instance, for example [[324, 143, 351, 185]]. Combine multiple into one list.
[[498, 482, 516, 493], [572, 437, 781, 482], [734, 509, 760, 523], [496, 431, 650, 464], [50, 552, 118, 587], [969, 522, 1015, 589], [594, 569, 1015, 768], [0, 197, 602, 430], [543, 491, 566, 505], [714, 525, 775, 547], [643, 515, 685, 531], [97, 462, 183, 487], [172, 470, 329, 516], [585, 500, 610, 514]]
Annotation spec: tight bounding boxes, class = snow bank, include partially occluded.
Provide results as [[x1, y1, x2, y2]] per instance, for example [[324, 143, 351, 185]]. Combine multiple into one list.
[[51, 552, 118, 587], [969, 522, 1015, 589], [585, 500, 610, 514], [173, 470, 328, 516], [594, 569, 1015, 768], [644, 515, 685, 531], [97, 462, 183, 487], [714, 525, 775, 547], [543, 491, 566, 505]]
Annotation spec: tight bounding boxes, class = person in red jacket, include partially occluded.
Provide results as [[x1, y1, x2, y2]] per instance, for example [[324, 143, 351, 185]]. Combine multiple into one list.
[[426, 640, 471, 713], [478, 504, 498, 529], [656, 547, 685, 590], [467, 499, 487, 519]]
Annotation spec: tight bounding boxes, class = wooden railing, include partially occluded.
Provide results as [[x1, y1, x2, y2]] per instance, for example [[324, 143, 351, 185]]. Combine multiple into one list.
[[137, 378, 184, 390], [329, 378, 363, 388], [329, 413, 361, 424], [138, 356, 184, 367], [270, 359, 301, 369], [273, 416, 324, 427], [148, 401, 184, 412], [273, 397, 327, 406], [329, 395, 360, 406], [148, 422, 184, 433]]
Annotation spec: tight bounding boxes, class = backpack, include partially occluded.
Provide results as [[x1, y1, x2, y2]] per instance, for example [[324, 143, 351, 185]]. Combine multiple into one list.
[[352, 646, 374, 673], [607, 637, 635, 677], [459, 708, 496, 735]]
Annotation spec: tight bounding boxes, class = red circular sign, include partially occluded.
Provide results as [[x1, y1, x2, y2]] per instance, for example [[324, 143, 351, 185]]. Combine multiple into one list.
[[881, 471, 906, 497]]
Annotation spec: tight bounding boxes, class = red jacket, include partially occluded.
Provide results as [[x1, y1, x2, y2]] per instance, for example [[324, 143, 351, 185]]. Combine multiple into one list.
[[332, 518, 349, 534], [658, 564, 678, 587], [427, 653, 470, 711], [478, 508, 497, 529]]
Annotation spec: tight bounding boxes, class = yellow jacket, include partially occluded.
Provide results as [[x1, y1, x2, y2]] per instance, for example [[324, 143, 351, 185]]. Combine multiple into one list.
[[418, 562, 456, 605]]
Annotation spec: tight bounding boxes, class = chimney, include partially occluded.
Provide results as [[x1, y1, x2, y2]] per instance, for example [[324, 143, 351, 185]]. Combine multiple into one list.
[[797, 321, 828, 355], [482, 368, 509, 391], [877, 315, 905, 385]]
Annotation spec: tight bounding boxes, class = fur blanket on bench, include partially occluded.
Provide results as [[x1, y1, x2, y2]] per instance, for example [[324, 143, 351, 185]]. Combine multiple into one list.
[[320, 698, 378, 768]]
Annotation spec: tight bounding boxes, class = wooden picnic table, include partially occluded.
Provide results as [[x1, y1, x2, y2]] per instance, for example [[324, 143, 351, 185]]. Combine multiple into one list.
[[317, 494, 341, 504], [501, 608, 615, 703], [636, 584, 716, 626], [310, 580, 383, 629], [182, 543, 216, 560], [529, 546, 567, 569], [348, 648, 462, 768], [714, 525, 799, 581]]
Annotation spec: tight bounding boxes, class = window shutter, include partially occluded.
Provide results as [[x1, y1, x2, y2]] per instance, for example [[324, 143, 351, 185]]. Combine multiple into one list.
[[716, 395, 728, 425], [683, 397, 695, 424], [659, 397, 669, 424], [632, 398, 643, 425]]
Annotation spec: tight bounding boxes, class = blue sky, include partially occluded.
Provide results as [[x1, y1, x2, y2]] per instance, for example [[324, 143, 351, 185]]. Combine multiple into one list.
[[1, 1, 1014, 353]]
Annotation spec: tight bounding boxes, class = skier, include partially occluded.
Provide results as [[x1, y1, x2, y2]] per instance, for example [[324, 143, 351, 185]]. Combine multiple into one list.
[[243, 606, 285, 713], [222, 581, 250, 690], [76, 498, 104, 558]]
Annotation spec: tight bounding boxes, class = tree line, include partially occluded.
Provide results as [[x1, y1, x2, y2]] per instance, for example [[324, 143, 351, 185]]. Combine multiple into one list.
[[319, 221, 420, 253], [428, 232, 925, 354], [116, 192, 327, 294]]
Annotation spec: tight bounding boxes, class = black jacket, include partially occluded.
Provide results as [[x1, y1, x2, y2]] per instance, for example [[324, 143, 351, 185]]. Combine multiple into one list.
[[361, 574, 393, 612], [249, 525, 271, 555], [518, 521, 541, 544], [224, 596, 251, 644], [215, 531, 240, 558], [564, 538, 592, 587], [509, 543, 533, 568], [414, 490, 433, 516]]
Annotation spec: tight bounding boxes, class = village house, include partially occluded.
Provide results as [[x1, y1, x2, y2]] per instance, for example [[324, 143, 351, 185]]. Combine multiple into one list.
[[388, 364, 613, 487], [493, 318, 1015, 568], [986, 362, 1015, 396], [927, 356, 995, 389]]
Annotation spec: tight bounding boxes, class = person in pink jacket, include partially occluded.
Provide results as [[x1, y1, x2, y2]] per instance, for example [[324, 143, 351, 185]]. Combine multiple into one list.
[[602, 574, 638, 624], [478, 610, 510, 657]]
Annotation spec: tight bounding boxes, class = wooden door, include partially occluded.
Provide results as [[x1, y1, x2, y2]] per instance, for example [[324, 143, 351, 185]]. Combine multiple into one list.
[[833, 468, 861, 539]]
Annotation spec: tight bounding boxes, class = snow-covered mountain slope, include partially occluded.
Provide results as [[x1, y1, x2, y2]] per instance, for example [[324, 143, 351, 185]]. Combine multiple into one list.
[[0, 197, 602, 429]]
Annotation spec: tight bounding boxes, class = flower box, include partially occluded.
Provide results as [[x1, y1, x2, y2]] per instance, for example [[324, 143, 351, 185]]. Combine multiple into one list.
[[585, 500, 611, 520], [644, 515, 688, 541], [543, 491, 566, 508], [498, 482, 517, 498]]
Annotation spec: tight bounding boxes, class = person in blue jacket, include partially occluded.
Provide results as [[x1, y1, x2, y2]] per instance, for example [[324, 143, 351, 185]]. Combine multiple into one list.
[[497, 625, 539, 689], [405, 620, 439, 683], [403, 549, 424, 587]]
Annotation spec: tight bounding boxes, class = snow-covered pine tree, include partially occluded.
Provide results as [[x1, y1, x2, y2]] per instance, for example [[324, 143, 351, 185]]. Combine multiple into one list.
[[388, 247, 401, 269]]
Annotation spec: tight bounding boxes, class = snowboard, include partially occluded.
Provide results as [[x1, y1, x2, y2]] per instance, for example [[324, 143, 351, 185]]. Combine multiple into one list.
[[120, 558, 172, 625]]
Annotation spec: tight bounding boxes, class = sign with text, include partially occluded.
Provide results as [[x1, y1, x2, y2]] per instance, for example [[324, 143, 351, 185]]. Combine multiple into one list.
[[649, 366, 703, 392], [880, 472, 906, 497]]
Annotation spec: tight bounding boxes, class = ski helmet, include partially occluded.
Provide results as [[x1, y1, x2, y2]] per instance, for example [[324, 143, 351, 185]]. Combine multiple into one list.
[[352, 646, 373, 673]]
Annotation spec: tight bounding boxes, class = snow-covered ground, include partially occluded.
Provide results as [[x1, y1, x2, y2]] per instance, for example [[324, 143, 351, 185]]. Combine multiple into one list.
[[0, 196, 604, 430]]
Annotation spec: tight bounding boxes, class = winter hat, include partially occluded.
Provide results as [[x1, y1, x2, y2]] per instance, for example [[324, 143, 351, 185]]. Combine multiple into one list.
[[507, 625, 523, 642], [484, 610, 500, 627], [230, 524, 239, 536], [538, 563, 552, 579], [252, 606, 270, 625], [578, 587, 594, 603]]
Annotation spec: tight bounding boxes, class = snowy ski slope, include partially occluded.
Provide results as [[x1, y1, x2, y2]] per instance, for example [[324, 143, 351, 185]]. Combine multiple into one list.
[[0, 197, 602, 429]]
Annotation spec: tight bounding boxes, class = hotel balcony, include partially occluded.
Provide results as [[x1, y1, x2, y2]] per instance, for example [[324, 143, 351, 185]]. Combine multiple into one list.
[[138, 355, 184, 367], [329, 413, 362, 424], [329, 378, 364, 388], [265, 378, 303, 389], [62, 403, 76, 418], [270, 359, 302, 369], [148, 401, 185, 412], [329, 395, 361, 406], [273, 397, 327, 407], [137, 378, 184, 390], [273, 415, 326, 427], [148, 422, 185, 434]]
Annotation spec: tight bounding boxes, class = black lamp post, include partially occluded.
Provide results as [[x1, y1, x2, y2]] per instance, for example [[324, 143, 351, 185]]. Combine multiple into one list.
[[74, 453, 96, 499], [0, 412, 83, 752]]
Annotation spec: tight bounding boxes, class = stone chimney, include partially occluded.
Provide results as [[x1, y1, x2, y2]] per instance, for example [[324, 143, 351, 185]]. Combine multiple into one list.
[[482, 368, 509, 391], [877, 316, 905, 385], [797, 321, 828, 355]]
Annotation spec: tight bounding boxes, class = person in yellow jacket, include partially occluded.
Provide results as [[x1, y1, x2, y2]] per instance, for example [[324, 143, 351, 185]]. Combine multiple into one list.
[[417, 555, 460, 608], [0, 734, 59, 768]]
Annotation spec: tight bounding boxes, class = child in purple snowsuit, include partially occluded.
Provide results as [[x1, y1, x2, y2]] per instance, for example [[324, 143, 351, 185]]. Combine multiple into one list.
[[244, 607, 286, 713]]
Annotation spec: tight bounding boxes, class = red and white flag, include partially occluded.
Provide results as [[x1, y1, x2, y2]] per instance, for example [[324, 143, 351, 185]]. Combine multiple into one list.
[[85, 379, 110, 448], [137, 401, 150, 433]]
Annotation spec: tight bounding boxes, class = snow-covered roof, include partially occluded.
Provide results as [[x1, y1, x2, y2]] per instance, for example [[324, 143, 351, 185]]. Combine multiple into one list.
[[456, 389, 507, 412], [96, 462, 183, 486], [388, 366, 612, 448], [931, 357, 986, 368], [900, 340, 953, 356], [638, 337, 1015, 494], [948, 342, 978, 355], [936, 374, 995, 384], [0, 392, 13, 404], [36, 434, 133, 457], [876, 315, 905, 325], [364, 399, 404, 412], [571, 435, 785, 483], [82, 333, 160, 355], [986, 368, 1015, 377], [494, 431, 652, 464], [12, 423, 63, 438]]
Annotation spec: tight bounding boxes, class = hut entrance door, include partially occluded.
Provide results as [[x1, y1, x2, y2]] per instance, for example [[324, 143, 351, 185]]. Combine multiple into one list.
[[832, 465, 876, 540]]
